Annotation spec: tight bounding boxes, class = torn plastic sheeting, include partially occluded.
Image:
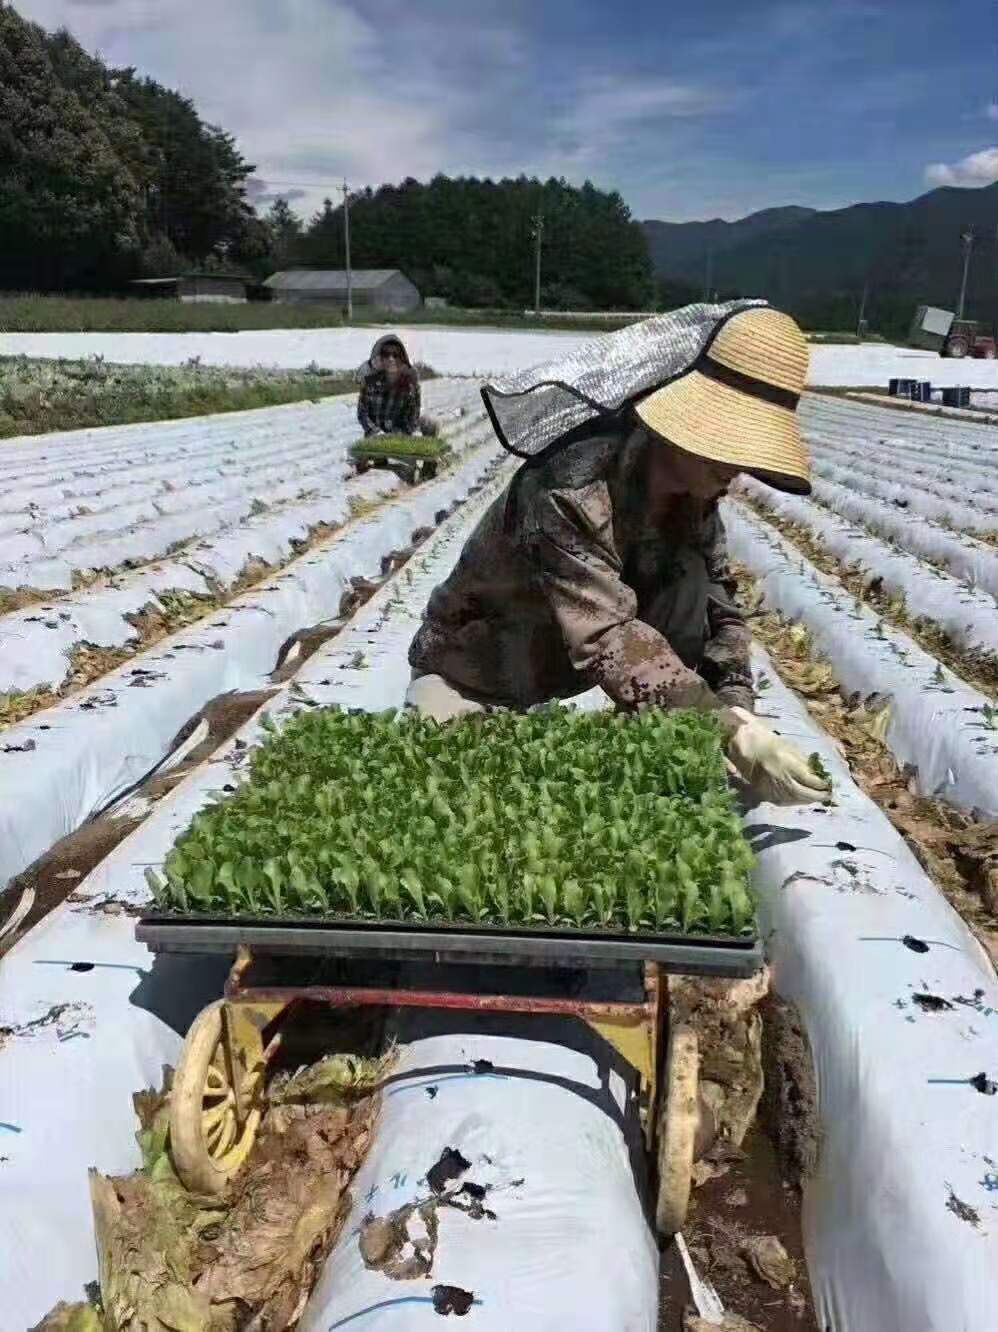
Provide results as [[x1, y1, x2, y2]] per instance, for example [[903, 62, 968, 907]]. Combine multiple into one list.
[[79, 456, 517, 911], [302, 1028, 658, 1332], [809, 477, 998, 601], [0, 445, 501, 892], [737, 477, 998, 662], [0, 907, 230, 1331], [746, 644, 998, 1332], [813, 458, 998, 539], [724, 500, 998, 818]]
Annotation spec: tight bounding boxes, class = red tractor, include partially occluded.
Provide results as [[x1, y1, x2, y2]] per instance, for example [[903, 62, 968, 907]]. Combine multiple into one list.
[[942, 319, 997, 358], [909, 306, 998, 358]]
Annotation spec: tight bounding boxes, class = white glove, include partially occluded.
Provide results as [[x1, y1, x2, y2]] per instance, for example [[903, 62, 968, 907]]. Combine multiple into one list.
[[405, 673, 485, 723], [724, 707, 831, 806]]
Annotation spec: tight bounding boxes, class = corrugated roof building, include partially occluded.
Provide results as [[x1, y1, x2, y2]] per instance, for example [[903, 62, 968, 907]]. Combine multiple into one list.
[[264, 269, 421, 313], [129, 274, 249, 304]]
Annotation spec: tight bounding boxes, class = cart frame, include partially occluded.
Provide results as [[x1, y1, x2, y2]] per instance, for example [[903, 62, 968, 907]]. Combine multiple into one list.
[[139, 917, 762, 1231]]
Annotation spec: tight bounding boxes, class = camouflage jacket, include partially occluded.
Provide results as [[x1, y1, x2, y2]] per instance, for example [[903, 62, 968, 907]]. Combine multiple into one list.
[[409, 425, 754, 712]]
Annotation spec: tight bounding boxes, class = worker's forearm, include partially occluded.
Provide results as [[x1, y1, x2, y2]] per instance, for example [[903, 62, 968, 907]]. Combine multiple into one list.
[[590, 620, 724, 714], [701, 620, 754, 711]]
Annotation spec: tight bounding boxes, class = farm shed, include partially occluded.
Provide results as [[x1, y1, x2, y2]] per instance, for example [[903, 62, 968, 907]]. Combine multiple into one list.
[[264, 269, 422, 313], [129, 274, 249, 304]]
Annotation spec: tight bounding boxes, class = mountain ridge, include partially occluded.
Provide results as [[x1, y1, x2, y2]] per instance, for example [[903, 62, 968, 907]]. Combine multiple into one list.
[[642, 182, 998, 334]]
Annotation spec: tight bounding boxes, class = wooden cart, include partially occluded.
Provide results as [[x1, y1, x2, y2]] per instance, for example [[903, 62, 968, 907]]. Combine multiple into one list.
[[137, 916, 762, 1236]]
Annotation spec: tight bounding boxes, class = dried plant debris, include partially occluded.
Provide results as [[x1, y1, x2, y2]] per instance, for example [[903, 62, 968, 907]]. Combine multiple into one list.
[[149, 707, 756, 937], [34, 1055, 383, 1332], [740, 1233, 795, 1289]]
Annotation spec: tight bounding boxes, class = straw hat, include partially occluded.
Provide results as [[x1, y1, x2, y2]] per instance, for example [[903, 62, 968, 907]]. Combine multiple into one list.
[[634, 307, 811, 494]]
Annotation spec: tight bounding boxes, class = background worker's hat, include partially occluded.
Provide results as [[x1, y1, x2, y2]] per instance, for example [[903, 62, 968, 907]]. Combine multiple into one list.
[[634, 307, 811, 495]]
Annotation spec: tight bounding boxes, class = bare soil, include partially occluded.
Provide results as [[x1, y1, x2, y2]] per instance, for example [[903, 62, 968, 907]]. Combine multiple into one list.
[[658, 1127, 818, 1330]]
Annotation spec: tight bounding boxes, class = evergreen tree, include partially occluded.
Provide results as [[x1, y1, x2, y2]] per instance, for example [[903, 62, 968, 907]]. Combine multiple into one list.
[[265, 197, 304, 269], [0, 6, 143, 290]]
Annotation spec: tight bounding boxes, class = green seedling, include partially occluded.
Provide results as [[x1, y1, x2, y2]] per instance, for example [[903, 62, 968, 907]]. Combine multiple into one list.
[[154, 708, 756, 938]]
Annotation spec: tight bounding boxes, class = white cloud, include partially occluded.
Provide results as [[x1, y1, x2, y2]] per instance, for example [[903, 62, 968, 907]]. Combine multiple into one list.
[[550, 74, 730, 175], [987, 101, 998, 121], [16, 0, 528, 219], [925, 146, 998, 187]]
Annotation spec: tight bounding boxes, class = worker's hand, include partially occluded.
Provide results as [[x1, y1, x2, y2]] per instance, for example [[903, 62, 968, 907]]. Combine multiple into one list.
[[723, 707, 831, 806]]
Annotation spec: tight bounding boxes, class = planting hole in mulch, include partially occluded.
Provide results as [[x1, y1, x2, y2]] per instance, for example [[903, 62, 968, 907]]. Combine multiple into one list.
[[432, 1284, 476, 1315]]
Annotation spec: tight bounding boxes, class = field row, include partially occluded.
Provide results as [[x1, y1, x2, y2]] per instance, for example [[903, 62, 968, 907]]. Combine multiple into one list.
[[0, 384, 487, 712], [0, 381, 479, 596], [3, 415, 995, 1330], [0, 430, 504, 894]]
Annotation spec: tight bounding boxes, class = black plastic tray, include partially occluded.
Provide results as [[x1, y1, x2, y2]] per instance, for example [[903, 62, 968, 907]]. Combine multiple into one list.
[[136, 913, 763, 978]]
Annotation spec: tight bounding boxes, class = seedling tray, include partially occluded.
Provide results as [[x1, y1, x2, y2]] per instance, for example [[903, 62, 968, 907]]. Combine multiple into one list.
[[137, 912, 762, 978]]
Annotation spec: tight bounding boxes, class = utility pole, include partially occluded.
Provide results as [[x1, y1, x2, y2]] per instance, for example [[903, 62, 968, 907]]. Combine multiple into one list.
[[957, 228, 974, 320], [339, 179, 353, 321], [856, 278, 869, 339], [531, 213, 544, 315], [704, 249, 713, 302]]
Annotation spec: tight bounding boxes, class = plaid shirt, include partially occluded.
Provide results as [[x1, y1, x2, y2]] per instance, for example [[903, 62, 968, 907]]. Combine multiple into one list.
[[358, 370, 421, 436]]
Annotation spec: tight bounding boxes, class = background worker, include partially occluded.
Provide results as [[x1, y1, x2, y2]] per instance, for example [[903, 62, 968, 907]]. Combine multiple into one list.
[[358, 334, 435, 437], [407, 302, 830, 807]]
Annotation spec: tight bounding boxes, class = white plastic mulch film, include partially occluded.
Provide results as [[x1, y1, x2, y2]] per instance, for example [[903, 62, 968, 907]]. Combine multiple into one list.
[[0, 389, 494, 895], [747, 646, 998, 1332], [723, 498, 998, 819], [0, 462, 659, 1332], [302, 1027, 658, 1331]]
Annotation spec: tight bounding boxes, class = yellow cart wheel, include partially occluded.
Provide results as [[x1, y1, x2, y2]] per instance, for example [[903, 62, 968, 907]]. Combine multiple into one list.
[[655, 1024, 699, 1237], [170, 1000, 265, 1195]]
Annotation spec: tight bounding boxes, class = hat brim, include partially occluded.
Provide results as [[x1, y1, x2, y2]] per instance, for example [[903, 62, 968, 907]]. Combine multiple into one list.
[[634, 369, 811, 495]]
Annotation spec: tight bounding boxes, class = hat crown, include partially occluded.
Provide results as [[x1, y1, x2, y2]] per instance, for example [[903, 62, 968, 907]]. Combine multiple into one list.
[[708, 307, 809, 395]]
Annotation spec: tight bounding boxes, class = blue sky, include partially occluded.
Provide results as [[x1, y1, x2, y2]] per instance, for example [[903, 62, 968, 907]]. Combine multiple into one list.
[[16, 0, 998, 222]]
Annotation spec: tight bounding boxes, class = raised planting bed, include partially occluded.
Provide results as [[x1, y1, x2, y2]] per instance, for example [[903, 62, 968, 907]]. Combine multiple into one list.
[[146, 707, 756, 940]]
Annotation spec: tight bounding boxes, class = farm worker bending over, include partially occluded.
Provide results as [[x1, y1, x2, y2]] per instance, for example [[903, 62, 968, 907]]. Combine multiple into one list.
[[358, 334, 431, 437], [407, 302, 830, 807]]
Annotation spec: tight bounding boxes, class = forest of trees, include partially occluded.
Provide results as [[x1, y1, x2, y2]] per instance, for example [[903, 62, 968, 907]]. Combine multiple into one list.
[[0, 5, 269, 292], [0, 4, 656, 310], [273, 176, 655, 311]]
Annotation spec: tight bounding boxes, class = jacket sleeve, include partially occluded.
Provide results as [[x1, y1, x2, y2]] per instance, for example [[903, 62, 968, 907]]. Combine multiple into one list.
[[524, 479, 723, 712], [401, 376, 421, 434], [357, 379, 375, 435], [699, 503, 755, 711]]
